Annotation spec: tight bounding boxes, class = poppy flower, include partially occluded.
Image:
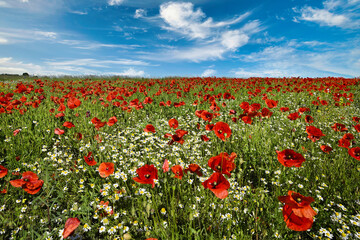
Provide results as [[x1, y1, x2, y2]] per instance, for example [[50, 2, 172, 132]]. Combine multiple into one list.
[[67, 97, 81, 109], [63, 217, 80, 239], [54, 128, 65, 135], [63, 122, 75, 129], [261, 108, 273, 118], [175, 129, 188, 138], [205, 124, 214, 131], [265, 99, 278, 108], [0, 165, 8, 178], [201, 135, 210, 142], [107, 116, 118, 126], [348, 147, 360, 161], [208, 152, 236, 177], [223, 92, 231, 99], [320, 100, 328, 105], [184, 164, 203, 176], [144, 124, 156, 133], [202, 172, 230, 199], [213, 122, 231, 141], [171, 165, 184, 179], [342, 133, 354, 141], [353, 116, 360, 123], [200, 111, 213, 122], [288, 112, 301, 121], [338, 138, 350, 149], [298, 107, 310, 114], [276, 149, 306, 167], [354, 124, 360, 132], [168, 118, 178, 129], [320, 145, 333, 154], [84, 152, 97, 166], [306, 126, 325, 142], [10, 171, 44, 194], [242, 116, 252, 124], [13, 129, 21, 136], [280, 107, 290, 112], [74, 132, 83, 140], [304, 115, 313, 124], [162, 159, 169, 173], [99, 162, 114, 178], [278, 191, 317, 231], [331, 123, 348, 132], [133, 164, 158, 188]]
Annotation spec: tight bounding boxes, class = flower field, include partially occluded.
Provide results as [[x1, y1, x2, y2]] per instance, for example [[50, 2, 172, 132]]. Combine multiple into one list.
[[0, 77, 359, 240]]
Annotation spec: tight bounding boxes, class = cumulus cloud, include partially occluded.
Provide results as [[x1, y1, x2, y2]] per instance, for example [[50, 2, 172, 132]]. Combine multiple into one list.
[[141, 2, 259, 62], [201, 69, 216, 77], [108, 0, 124, 6]]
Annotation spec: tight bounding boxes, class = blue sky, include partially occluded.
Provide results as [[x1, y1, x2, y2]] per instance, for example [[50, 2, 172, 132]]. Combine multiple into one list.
[[0, 0, 359, 77]]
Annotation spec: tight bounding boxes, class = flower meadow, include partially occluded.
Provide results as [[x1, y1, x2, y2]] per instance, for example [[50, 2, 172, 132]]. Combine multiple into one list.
[[0, 77, 359, 240]]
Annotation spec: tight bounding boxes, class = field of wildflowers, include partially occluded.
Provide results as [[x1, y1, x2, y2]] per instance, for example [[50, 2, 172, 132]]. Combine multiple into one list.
[[0, 77, 359, 239]]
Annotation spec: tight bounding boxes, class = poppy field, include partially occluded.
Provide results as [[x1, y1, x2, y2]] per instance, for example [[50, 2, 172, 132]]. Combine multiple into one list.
[[0, 77, 360, 240]]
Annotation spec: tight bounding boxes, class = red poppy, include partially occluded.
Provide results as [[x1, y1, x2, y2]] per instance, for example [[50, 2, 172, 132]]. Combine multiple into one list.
[[171, 165, 184, 179], [280, 107, 290, 112], [202, 172, 230, 199], [261, 108, 273, 118], [58, 104, 66, 112], [133, 164, 158, 188], [304, 115, 313, 124], [265, 99, 278, 108], [338, 138, 350, 149], [184, 164, 203, 176], [320, 100, 328, 105], [54, 128, 65, 135], [13, 129, 21, 136], [213, 122, 231, 141], [298, 107, 310, 114], [353, 116, 360, 123], [84, 152, 97, 166], [74, 132, 83, 140], [63, 121, 75, 129], [144, 124, 156, 133], [342, 133, 354, 141], [331, 123, 348, 132], [306, 126, 325, 142], [201, 135, 210, 142], [200, 111, 213, 122], [0, 188, 7, 194], [241, 116, 252, 124], [223, 92, 231, 99], [205, 124, 214, 131], [99, 162, 114, 178], [320, 145, 333, 154], [67, 97, 81, 109], [63, 217, 80, 239], [162, 159, 169, 173], [107, 116, 118, 126], [10, 171, 44, 194], [278, 191, 317, 231], [0, 165, 8, 178], [354, 124, 360, 132], [276, 149, 306, 167], [348, 147, 360, 160], [168, 118, 179, 129], [208, 152, 236, 177], [288, 112, 301, 121], [175, 129, 188, 138]]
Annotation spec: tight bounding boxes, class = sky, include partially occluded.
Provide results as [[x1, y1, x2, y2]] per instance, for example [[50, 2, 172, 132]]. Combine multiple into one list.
[[0, 0, 359, 78]]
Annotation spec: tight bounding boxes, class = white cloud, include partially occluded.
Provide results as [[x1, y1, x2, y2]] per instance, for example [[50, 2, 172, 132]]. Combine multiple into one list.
[[234, 40, 360, 77], [201, 69, 216, 77], [159, 2, 251, 39], [108, 0, 124, 6], [69, 10, 87, 15], [299, 7, 348, 27], [58, 39, 141, 50], [140, 44, 227, 62], [115, 68, 145, 77], [221, 30, 249, 50], [0, 37, 8, 44], [295, 0, 360, 29], [0, 1, 10, 7], [0, 28, 58, 43], [46, 58, 149, 67], [20, 0, 29, 2], [134, 9, 146, 18], [141, 2, 259, 62]]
